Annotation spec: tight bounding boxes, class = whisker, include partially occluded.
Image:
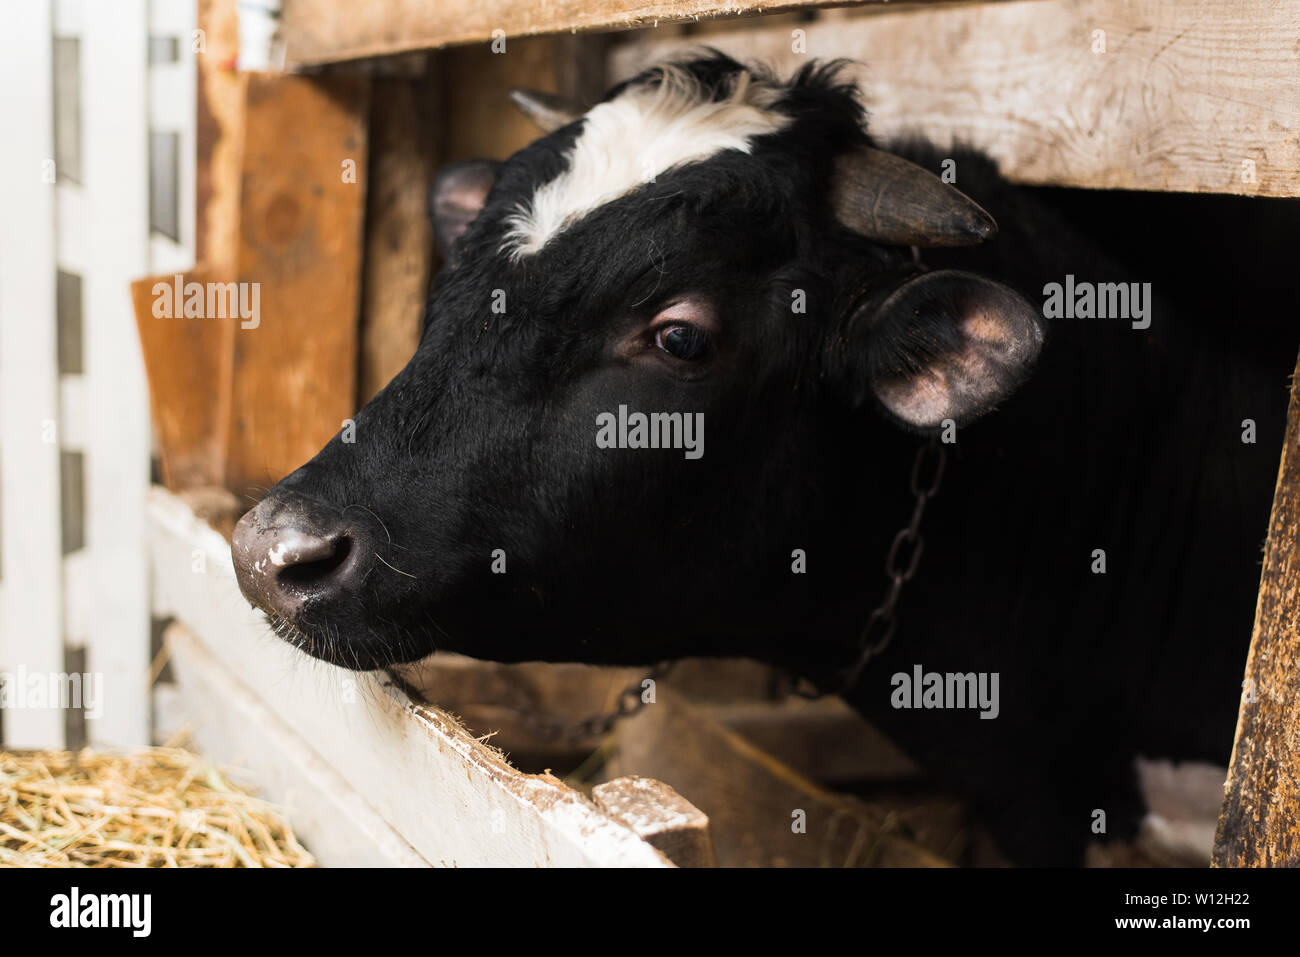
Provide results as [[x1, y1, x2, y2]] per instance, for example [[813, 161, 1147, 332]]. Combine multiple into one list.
[[374, 553, 419, 579], [343, 503, 393, 544]]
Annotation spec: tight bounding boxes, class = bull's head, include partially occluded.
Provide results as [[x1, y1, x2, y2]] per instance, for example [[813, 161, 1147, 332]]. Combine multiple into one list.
[[232, 55, 1042, 677]]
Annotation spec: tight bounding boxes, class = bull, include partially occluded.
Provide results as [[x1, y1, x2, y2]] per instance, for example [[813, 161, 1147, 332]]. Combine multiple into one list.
[[231, 54, 1292, 865]]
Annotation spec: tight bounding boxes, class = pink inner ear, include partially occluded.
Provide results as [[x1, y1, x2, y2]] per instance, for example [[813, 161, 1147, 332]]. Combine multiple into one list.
[[431, 162, 498, 254], [876, 308, 1043, 429], [434, 182, 492, 248], [962, 311, 1015, 348], [865, 269, 1043, 429], [875, 367, 955, 427]]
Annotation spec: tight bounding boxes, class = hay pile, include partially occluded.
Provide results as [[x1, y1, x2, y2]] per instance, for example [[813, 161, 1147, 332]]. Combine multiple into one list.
[[0, 747, 315, 867]]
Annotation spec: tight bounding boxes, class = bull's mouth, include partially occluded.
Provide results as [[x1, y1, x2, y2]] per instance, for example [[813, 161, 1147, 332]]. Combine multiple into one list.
[[256, 606, 439, 672]]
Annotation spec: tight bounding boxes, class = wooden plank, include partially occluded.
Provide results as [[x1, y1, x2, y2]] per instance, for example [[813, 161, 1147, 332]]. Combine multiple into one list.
[[438, 37, 573, 164], [593, 776, 717, 867], [611, 0, 1300, 198], [358, 74, 438, 402], [606, 686, 949, 867], [224, 74, 369, 498], [147, 486, 671, 867], [0, 0, 64, 748], [82, 0, 151, 748], [709, 696, 919, 784], [195, 0, 245, 271], [131, 269, 235, 490], [1213, 351, 1300, 867], [279, 0, 938, 66], [166, 622, 432, 867]]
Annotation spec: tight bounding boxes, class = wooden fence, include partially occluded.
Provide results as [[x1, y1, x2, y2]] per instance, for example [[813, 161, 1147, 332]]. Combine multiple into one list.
[[0, 0, 196, 749]]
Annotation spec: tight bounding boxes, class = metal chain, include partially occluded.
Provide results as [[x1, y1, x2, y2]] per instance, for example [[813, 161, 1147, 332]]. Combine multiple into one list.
[[798, 437, 946, 698], [512, 660, 677, 746]]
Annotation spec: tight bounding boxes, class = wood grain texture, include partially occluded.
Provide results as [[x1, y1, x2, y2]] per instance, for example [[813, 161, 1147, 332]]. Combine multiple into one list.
[[195, 0, 245, 269], [611, 0, 1300, 198], [278, 0, 937, 65], [1214, 351, 1300, 867], [437, 37, 570, 163], [593, 776, 717, 867], [225, 74, 370, 498], [131, 269, 235, 490], [606, 686, 949, 867], [358, 75, 438, 403]]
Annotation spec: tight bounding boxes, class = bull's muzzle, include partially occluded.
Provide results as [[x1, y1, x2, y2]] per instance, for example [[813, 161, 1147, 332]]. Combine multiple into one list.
[[231, 489, 370, 624]]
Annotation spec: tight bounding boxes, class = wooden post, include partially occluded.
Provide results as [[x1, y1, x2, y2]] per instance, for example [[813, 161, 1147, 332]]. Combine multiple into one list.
[[195, 0, 245, 272], [83, 0, 152, 748], [223, 73, 370, 498], [130, 268, 235, 490], [1214, 351, 1300, 866], [358, 72, 438, 403], [0, 0, 64, 748]]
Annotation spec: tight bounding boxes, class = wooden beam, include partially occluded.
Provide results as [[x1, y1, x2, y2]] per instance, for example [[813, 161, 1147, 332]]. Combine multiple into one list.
[[593, 776, 717, 867], [708, 696, 919, 784], [279, 0, 933, 66], [83, 0, 152, 747], [195, 0, 244, 270], [358, 74, 438, 403], [1213, 351, 1300, 867], [167, 622, 432, 866], [611, 0, 1300, 199], [0, 0, 64, 748], [224, 73, 369, 498], [131, 268, 235, 490]]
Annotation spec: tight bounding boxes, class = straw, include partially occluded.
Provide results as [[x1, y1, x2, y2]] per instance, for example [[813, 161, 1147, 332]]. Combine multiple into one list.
[[0, 747, 315, 868]]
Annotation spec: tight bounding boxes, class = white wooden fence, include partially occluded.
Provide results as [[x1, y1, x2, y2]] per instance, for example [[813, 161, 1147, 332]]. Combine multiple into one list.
[[0, 0, 196, 749]]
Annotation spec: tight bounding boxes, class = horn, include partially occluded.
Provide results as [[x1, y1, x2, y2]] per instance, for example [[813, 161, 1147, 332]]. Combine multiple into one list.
[[508, 88, 583, 133], [832, 147, 997, 247]]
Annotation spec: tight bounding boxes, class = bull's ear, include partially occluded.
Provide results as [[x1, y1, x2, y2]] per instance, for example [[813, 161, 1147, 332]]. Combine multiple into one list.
[[827, 270, 1044, 429], [429, 159, 500, 259]]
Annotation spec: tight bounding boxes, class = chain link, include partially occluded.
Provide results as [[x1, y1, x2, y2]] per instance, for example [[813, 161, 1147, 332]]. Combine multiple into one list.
[[511, 660, 677, 746], [799, 438, 946, 698]]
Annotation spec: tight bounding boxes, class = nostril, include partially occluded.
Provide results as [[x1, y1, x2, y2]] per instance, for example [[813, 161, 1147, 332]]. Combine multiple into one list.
[[277, 535, 353, 591]]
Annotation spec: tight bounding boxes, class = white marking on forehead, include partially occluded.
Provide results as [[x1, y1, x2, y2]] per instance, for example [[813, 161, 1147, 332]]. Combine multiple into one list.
[[503, 67, 790, 260]]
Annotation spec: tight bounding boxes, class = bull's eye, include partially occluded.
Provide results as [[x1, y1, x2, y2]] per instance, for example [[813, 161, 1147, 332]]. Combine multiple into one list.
[[654, 323, 714, 362]]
